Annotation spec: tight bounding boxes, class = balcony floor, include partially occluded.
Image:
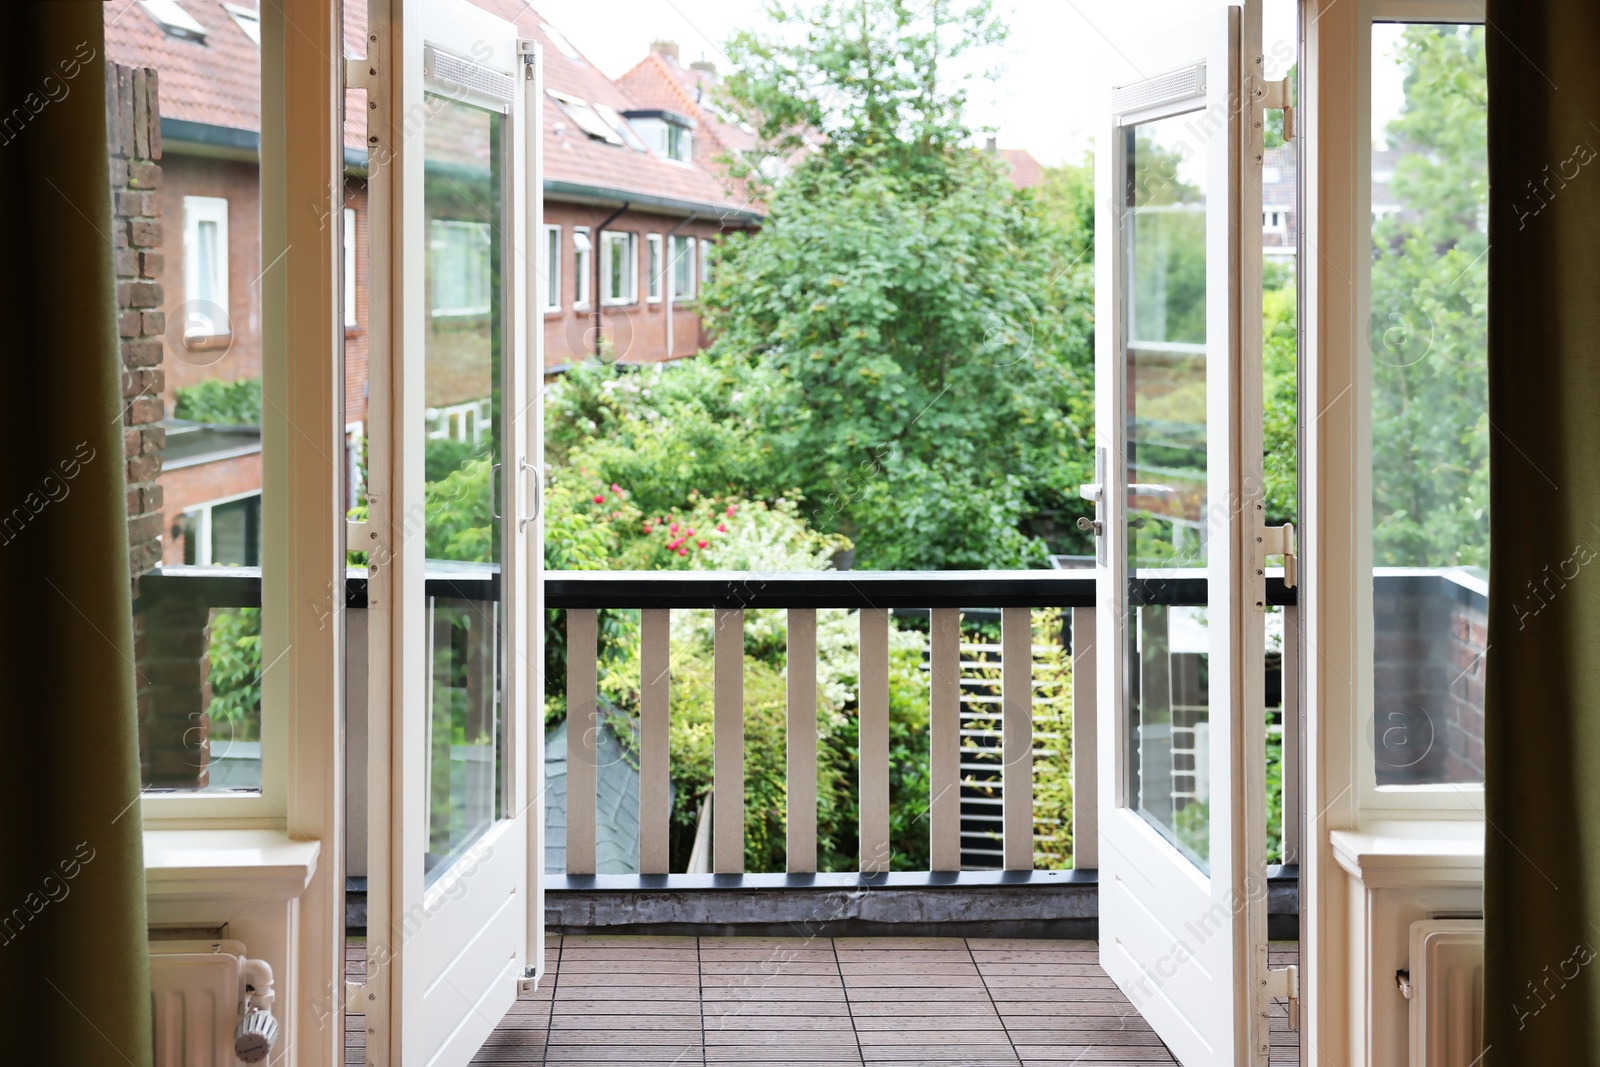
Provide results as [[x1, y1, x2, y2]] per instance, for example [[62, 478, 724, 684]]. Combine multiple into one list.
[[346, 936, 1300, 1066]]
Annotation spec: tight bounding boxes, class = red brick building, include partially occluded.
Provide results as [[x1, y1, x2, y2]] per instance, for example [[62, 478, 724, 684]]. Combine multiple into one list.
[[105, 0, 760, 566]]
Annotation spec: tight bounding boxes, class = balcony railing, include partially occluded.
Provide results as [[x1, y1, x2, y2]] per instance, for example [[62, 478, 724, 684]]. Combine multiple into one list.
[[135, 563, 1488, 934]]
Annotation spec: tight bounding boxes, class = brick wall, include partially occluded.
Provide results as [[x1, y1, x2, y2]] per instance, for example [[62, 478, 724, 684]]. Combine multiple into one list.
[[111, 61, 210, 789], [1372, 573, 1488, 785]]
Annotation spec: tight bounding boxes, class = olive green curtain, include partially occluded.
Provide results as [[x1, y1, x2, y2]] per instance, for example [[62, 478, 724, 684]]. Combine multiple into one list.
[[0, 4, 152, 1063], [1484, 1, 1600, 1061]]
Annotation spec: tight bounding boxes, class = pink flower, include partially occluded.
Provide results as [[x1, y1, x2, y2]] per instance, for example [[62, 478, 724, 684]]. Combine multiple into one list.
[[643, 525, 653, 534], [669, 522, 679, 533], [717, 523, 727, 533], [593, 494, 606, 504], [611, 483, 622, 493], [725, 504, 737, 516], [667, 538, 684, 550], [697, 540, 708, 549], [678, 548, 689, 557], [686, 528, 695, 536]]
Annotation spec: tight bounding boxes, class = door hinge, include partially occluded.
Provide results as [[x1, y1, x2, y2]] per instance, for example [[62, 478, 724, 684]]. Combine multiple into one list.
[[1261, 75, 1294, 142], [517, 966, 540, 996], [1265, 964, 1300, 1030], [518, 38, 538, 78], [1260, 521, 1296, 589], [347, 519, 374, 555]]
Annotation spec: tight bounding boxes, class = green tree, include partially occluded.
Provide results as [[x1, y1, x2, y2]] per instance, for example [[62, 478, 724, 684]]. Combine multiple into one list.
[[695, 0, 1093, 568], [1369, 26, 1488, 568]]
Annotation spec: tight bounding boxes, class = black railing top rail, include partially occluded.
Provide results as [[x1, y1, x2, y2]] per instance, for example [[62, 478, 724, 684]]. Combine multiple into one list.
[[141, 565, 1299, 610]]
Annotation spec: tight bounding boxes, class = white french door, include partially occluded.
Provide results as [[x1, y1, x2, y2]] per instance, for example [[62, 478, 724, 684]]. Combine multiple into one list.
[[1090, 1, 1278, 1063], [365, 1, 543, 1063]]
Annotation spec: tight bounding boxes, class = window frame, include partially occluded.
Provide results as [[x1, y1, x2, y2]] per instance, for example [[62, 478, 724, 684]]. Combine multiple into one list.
[[646, 233, 663, 303], [573, 226, 592, 309], [428, 217, 493, 318], [543, 223, 562, 313], [670, 233, 695, 302], [600, 229, 637, 306], [183, 195, 230, 339], [699, 237, 713, 287]]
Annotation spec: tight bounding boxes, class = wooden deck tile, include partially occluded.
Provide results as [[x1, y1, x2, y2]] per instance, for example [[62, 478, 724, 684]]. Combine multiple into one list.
[[343, 936, 1299, 1067]]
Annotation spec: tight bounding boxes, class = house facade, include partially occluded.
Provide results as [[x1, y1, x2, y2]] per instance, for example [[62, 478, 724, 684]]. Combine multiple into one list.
[[105, 0, 760, 567]]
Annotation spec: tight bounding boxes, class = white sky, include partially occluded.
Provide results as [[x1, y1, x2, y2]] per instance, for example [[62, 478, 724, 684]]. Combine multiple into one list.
[[540, 0, 1301, 167]]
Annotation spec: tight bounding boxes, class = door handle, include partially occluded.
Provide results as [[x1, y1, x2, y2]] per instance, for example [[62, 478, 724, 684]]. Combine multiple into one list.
[[518, 458, 541, 532], [490, 462, 502, 520]]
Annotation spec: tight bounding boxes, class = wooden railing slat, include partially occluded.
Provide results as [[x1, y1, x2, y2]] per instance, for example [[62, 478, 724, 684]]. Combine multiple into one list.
[[1001, 606, 1033, 871], [1070, 606, 1097, 870], [713, 607, 745, 874], [566, 608, 598, 876], [929, 607, 962, 872], [786, 608, 818, 874], [859, 608, 891, 874], [639, 608, 671, 875]]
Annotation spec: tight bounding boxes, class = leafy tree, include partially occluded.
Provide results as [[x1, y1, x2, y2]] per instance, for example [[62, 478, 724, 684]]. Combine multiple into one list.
[[1369, 26, 1488, 568], [696, 0, 1094, 567]]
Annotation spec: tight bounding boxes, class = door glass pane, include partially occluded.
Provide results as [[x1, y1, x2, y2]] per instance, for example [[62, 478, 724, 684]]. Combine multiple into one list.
[[1368, 24, 1488, 787], [1122, 113, 1211, 872], [423, 92, 506, 882]]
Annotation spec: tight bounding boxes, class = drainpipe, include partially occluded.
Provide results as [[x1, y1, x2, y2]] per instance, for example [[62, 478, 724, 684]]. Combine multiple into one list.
[[664, 213, 698, 360], [593, 202, 630, 363]]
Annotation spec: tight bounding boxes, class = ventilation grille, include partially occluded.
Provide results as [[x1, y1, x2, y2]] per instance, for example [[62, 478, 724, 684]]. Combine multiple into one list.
[[424, 46, 515, 104], [1112, 63, 1207, 116]]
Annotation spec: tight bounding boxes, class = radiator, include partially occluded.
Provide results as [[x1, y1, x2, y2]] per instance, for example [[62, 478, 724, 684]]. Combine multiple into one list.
[[149, 939, 279, 1066], [1403, 919, 1484, 1067]]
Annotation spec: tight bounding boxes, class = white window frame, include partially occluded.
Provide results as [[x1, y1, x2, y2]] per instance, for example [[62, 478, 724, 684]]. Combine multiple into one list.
[[646, 233, 663, 303], [666, 121, 692, 163], [543, 223, 562, 313], [343, 206, 358, 328], [183, 489, 264, 567], [670, 233, 696, 302], [224, 2, 261, 44], [600, 230, 637, 306], [573, 226, 592, 309], [183, 195, 230, 338]]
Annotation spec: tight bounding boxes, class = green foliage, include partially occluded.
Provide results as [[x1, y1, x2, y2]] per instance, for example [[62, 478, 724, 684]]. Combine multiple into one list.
[[208, 608, 262, 742], [1369, 26, 1489, 568], [1262, 280, 1298, 525], [1030, 610, 1074, 869], [174, 377, 262, 425]]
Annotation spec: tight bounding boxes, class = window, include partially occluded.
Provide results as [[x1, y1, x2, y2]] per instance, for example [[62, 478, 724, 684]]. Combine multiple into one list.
[[225, 3, 260, 44], [139, 0, 207, 42], [540, 22, 582, 60], [1366, 22, 1489, 791], [592, 102, 647, 152], [543, 224, 562, 312], [429, 218, 492, 317], [182, 493, 262, 567], [666, 122, 692, 162], [573, 227, 592, 308], [699, 238, 713, 286], [343, 207, 357, 328], [601, 230, 637, 305], [547, 90, 623, 146], [646, 234, 663, 303], [1263, 209, 1286, 234], [183, 195, 229, 339], [670, 234, 696, 301]]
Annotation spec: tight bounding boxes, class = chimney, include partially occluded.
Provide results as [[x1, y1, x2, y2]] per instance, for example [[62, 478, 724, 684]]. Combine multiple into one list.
[[985, 135, 998, 153], [690, 59, 718, 80], [651, 40, 680, 65]]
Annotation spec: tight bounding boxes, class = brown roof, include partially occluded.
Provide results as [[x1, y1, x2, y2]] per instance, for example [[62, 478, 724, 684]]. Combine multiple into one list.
[[105, 1, 759, 218], [997, 148, 1044, 190]]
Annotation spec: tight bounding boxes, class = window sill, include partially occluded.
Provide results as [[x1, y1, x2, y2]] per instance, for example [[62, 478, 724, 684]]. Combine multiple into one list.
[[1330, 820, 1484, 889], [144, 828, 321, 902], [183, 332, 233, 352]]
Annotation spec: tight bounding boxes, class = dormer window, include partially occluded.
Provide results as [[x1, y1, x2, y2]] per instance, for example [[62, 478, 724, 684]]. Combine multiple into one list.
[[546, 90, 623, 146], [139, 0, 207, 43], [624, 109, 696, 164], [225, 3, 261, 45]]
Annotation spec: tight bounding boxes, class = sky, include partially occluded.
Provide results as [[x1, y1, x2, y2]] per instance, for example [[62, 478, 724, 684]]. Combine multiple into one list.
[[533, 0, 1302, 167]]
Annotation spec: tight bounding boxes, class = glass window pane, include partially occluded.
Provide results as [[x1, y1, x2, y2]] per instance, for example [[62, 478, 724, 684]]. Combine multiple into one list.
[[1368, 24, 1488, 787], [1123, 112, 1211, 872], [422, 93, 506, 881]]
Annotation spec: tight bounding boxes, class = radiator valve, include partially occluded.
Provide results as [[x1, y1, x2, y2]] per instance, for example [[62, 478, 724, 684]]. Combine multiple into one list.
[[234, 958, 279, 1062]]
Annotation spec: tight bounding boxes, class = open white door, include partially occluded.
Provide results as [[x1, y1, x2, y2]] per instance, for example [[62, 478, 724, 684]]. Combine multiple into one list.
[[364, 1, 541, 1063], [1090, 1, 1278, 1064]]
